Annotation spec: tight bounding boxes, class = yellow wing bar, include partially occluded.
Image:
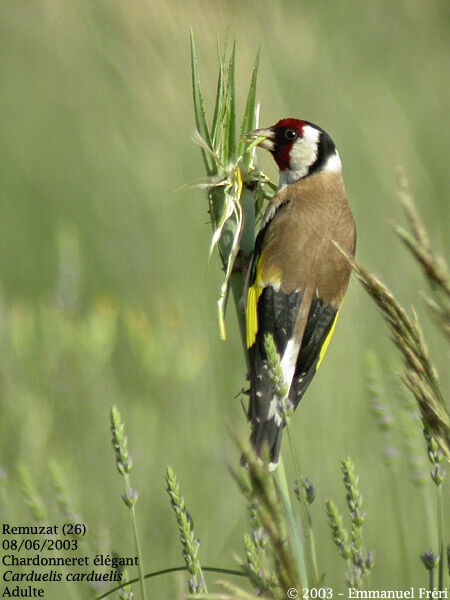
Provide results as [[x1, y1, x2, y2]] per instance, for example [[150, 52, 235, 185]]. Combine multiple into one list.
[[246, 283, 263, 348], [316, 309, 339, 370]]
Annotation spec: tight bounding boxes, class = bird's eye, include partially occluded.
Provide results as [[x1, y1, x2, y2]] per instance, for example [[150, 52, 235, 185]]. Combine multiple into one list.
[[284, 129, 298, 141]]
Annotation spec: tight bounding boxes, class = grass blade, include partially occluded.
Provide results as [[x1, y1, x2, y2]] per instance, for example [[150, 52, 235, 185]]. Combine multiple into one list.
[[239, 47, 261, 165], [223, 41, 237, 165], [210, 42, 227, 148], [190, 29, 216, 176]]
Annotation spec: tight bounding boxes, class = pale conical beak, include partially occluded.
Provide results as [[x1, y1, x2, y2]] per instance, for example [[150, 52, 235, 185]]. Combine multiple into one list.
[[243, 127, 275, 151]]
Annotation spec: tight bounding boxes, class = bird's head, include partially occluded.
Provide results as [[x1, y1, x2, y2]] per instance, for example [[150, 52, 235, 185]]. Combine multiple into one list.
[[246, 118, 341, 187]]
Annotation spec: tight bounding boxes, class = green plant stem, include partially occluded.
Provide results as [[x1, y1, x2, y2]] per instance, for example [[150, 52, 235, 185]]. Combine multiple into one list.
[[95, 566, 245, 600], [305, 508, 319, 586], [286, 423, 300, 484], [436, 486, 444, 589], [215, 179, 257, 365], [275, 453, 308, 588], [124, 472, 147, 600], [421, 486, 437, 548], [286, 424, 319, 586], [274, 453, 292, 513]]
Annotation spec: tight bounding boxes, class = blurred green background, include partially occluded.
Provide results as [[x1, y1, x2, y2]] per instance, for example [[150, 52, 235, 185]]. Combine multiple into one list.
[[1, 0, 448, 596]]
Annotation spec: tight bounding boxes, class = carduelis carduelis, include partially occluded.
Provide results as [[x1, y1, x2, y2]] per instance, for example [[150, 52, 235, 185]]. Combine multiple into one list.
[[245, 118, 356, 470]]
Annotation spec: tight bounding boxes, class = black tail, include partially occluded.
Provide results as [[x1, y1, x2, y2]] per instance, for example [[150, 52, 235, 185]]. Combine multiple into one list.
[[241, 419, 285, 471]]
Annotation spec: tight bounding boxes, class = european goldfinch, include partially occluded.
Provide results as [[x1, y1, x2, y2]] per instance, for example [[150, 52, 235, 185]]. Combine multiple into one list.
[[245, 118, 356, 470]]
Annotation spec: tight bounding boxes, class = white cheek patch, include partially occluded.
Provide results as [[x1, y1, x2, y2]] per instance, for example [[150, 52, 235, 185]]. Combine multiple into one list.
[[280, 125, 320, 185], [279, 130, 342, 186], [290, 126, 320, 171]]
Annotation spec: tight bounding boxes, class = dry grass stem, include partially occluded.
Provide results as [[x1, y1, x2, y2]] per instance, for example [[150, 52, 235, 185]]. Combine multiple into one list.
[[393, 167, 450, 337], [347, 255, 450, 461]]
